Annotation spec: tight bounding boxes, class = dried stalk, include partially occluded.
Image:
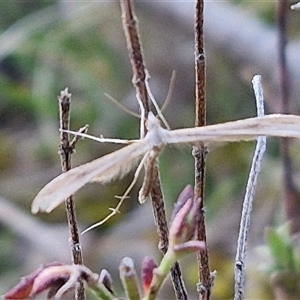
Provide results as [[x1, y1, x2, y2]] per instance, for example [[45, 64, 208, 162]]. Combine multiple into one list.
[[119, 1, 188, 299], [58, 88, 85, 300], [119, 0, 150, 121], [193, 1, 211, 299], [234, 75, 267, 300], [277, 0, 300, 234]]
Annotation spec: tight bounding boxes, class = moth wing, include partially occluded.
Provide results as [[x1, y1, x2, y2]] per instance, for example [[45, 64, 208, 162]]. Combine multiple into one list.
[[165, 114, 300, 144], [91, 153, 141, 183], [31, 140, 150, 214]]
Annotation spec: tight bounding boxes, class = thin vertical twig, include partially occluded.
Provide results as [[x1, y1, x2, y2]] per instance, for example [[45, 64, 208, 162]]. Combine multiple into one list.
[[119, 1, 188, 299], [119, 0, 150, 122], [193, 1, 211, 299], [234, 75, 267, 300], [278, 0, 300, 234], [278, 0, 290, 116], [58, 88, 86, 300]]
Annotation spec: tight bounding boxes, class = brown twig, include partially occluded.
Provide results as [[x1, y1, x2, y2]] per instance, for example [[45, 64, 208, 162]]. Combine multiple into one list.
[[58, 88, 86, 300], [119, 1, 188, 299], [277, 0, 300, 234], [193, 1, 212, 299], [278, 0, 290, 116], [119, 0, 150, 120]]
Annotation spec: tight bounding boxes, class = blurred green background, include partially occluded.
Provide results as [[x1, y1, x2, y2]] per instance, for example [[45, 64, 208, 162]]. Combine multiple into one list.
[[1, 1, 300, 299]]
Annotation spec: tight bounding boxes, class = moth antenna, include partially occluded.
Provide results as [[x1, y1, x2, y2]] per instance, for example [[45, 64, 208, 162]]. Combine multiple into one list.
[[161, 70, 176, 113], [104, 92, 140, 118], [145, 75, 171, 130], [81, 152, 149, 234]]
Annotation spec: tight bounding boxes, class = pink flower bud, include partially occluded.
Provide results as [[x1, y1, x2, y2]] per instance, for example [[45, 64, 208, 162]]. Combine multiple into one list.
[[3, 262, 67, 299], [141, 256, 158, 292]]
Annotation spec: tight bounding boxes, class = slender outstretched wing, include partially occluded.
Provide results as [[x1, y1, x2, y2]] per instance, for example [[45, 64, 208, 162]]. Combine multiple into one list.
[[164, 114, 300, 144], [31, 139, 151, 214]]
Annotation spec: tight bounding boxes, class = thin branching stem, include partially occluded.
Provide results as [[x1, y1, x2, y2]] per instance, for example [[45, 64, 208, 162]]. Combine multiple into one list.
[[193, 1, 211, 299], [234, 75, 266, 300], [58, 88, 85, 300], [119, 1, 188, 299]]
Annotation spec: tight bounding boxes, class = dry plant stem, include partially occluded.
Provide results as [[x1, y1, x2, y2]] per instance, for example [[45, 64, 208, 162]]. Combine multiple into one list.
[[58, 89, 85, 300], [193, 1, 211, 299], [277, 0, 300, 233], [119, 1, 187, 299], [278, 0, 290, 116], [119, 0, 150, 119], [234, 75, 267, 300]]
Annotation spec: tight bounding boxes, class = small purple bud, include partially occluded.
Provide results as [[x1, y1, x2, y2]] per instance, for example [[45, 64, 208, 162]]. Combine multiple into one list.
[[3, 262, 67, 300], [99, 269, 114, 295], [141, 256, 158, 292], [171, 185, 194, 223], [169, 198, 199, 248]]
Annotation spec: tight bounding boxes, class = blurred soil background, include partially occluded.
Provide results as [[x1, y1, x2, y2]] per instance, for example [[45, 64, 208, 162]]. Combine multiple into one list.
[[1, 1, 300, 299]]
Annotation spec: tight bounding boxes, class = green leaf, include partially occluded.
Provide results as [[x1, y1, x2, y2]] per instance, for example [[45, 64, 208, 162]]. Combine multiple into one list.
[[266, 226, 295, 273]]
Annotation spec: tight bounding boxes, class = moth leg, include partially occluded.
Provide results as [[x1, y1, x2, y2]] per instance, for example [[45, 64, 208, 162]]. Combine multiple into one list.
[[81, 152, 149, 234]]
